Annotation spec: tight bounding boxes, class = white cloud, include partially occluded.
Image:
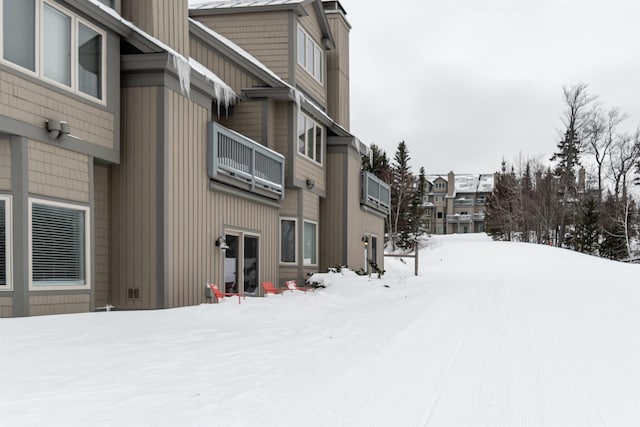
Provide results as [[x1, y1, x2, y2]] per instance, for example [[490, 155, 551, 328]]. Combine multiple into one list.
[[343, 0, 640, 173]]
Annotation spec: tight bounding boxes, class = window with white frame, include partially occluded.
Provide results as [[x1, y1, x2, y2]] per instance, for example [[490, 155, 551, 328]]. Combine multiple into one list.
[[298, 111, 323, 164], [435, 194, 444, 202], [29, 199, 90, 288], [0, 196, 11, 289], [280, 218, 296, 263], [303, 221, 317, 265], [297, 25, 323, 83], [0, 0, 106, 102], [435, 182, 446, 190]]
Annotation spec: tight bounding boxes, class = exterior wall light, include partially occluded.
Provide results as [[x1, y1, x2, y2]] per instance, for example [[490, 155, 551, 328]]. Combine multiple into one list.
[[306, 178, 315, 189], [46, 120, 70, 140], [215, 236, 230, 250], [362, 235, 368, 246]]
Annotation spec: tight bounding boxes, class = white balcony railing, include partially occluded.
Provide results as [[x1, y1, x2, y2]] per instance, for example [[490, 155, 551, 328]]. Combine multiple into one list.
[[447, 214, 472, 223], [361, 171, 390, 213], [208, 122, 284, 199]]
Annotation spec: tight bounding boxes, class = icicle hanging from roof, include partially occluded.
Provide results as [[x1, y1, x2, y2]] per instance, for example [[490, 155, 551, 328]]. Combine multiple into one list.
[[172, 55, 192, 97]]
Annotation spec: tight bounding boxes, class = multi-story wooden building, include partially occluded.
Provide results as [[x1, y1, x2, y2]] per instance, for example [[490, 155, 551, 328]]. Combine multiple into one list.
[[425, 172, 494, 235], [0, 0, 389, 317]]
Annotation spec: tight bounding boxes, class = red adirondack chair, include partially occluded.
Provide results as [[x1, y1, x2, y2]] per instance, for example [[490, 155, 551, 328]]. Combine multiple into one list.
[[261, 281, 288, 295], [208, 284, 244, 304]]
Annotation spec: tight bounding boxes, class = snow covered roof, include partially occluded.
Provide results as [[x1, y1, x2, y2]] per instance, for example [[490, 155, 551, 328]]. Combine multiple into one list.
[[477, 174, 495, 193], [189, 0, 307, 9], [86, 0, 236, 106], [426, 173, 495, 194]]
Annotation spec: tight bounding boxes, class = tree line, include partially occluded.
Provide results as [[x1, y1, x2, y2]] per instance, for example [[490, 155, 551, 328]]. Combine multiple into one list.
[[362, 141, 429, 251], [486, 83, 640, 261]]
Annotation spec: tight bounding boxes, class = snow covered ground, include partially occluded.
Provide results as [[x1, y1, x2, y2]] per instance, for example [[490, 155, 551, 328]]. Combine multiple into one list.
[[1, 234, 639, 426]]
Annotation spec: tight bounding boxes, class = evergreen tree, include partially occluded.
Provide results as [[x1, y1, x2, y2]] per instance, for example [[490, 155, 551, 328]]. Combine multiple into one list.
[[551, 83, 594, 247], [390, 141, 413, 249], [362, 144, 391, 183], [573, 197, 600, 254], [485, 161, 522, 241], [408, 167, 428, 238], [520, 162, 534, 242]]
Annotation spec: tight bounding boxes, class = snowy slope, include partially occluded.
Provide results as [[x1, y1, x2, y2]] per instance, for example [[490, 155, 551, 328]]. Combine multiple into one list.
[[1, 234, 638, 426]]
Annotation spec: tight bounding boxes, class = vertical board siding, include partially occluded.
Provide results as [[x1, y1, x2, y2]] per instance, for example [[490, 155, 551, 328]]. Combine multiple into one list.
[[319, 151, 346, 269], [0, 136, 11, 190], [111, 87, 158, 309], [326, 13, 350, 129], [189, 38, 260, 95], [28, 140, 90, 203], [122, 0, 189, 56], [166, 92, 279, 306], [0, 71, 116, 150], [94, 164, 111, 308], [194, 12, 290, 80], [273, 102, 290, 167]]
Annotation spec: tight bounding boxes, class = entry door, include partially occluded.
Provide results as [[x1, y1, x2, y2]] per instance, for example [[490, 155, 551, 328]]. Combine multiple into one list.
[[243, 236, 258, 294], [224, 233, 259, 295], [224, 234, 239, 293]]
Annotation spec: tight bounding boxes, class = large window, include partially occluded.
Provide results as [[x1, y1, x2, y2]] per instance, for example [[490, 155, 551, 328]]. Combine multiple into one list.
[[29, 199, 90, 288], [297, 25, 323, 83], [0, 196, 11, 289], [0, 0, 105, 102], [297, 112, 323, 164], [280, 218, 296, 263], [2, 0, 36, 71], [303, 221, 317, 266]]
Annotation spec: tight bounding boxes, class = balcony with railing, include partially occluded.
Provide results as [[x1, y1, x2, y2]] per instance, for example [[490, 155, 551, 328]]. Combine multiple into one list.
[[447, 214, 472, 223], [208, 122, 285, 200], [473, 212, 486, 221], [453, 198, 474, 207], [361, 171, 390, 214]]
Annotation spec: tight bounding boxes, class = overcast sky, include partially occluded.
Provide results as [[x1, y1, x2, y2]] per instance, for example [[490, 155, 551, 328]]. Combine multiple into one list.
[[340, 0, 640, 175]]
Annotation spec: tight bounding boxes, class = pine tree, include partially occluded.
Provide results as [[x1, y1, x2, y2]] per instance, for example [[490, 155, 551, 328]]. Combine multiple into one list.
[[390, 141, 413, 250], [573, 197, 600, 254], [551, 83, 594, 247], [408, 167, 428, 238]]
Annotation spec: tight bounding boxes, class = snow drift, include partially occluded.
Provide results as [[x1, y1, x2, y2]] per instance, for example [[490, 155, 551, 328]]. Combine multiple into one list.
[[1, 234, 638, 426]]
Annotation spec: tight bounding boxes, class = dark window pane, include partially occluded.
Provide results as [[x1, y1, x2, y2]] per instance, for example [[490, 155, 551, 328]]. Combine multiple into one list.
[[78, 23, 102, 99], [281, 220, 295, 263]]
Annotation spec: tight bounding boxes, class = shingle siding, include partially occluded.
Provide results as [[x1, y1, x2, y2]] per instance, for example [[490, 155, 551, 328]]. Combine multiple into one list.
[[28, 140, 90, 203]]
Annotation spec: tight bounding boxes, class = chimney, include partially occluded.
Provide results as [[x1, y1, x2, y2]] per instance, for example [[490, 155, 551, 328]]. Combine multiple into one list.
[[323, 1, 351, 130], [447, 171, 455, 197], [578, 167, 585, 192], [122, 0, 189, 57]]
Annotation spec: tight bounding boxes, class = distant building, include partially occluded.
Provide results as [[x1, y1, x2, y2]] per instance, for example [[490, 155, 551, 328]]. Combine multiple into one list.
[[424, 172, 495, 234]]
